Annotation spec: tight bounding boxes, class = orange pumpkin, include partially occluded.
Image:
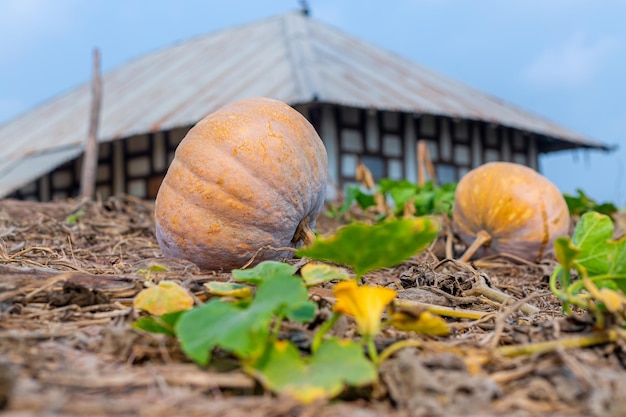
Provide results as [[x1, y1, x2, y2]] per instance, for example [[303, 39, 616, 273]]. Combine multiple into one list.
[[453, 162, 570, 262], [154, 97, 328, 271]]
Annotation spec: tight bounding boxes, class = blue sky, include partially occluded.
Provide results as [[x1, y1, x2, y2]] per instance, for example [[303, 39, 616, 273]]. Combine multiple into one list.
[[1, 0, 624, 204]]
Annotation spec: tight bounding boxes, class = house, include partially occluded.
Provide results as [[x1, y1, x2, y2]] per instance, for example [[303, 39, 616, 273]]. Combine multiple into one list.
[[0, 10, 610, 202]]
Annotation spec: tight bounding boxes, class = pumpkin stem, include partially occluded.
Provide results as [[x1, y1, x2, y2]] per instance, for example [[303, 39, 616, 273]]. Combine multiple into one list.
[[459, 230, 492, 263], [292, 216, 316, 247]]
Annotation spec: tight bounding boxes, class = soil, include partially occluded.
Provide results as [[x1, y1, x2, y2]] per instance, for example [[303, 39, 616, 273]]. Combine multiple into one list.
[[1, 196, 625, 417]]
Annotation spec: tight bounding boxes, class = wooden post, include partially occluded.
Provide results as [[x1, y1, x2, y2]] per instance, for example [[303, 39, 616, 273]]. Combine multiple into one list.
[[80, 48, 103, 199], [416, 140, 437, 186]]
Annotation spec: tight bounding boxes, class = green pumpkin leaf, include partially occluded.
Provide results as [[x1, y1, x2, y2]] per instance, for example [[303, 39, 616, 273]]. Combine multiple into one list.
[[177, 261, 315, 365], [298, 217, 440, 277], [232, 261, 297, 285], [413, 191, 435, 215], [286, 302, 317, 322], [132, 311, 184, 337], [176, 299, 272, 366], [378, 178, 416, 194], [246, 338, 377, 404], [340, 185, 376, 213], [571, 212, 613, 276], [607, 236, 626, 292], [564, 189, 618, 218], [252, 270, 316, 323], [388, 186, 418, 215]]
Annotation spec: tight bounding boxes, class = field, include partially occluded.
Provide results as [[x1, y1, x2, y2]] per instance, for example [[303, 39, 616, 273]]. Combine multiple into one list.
[[1, 197, 625, 417]]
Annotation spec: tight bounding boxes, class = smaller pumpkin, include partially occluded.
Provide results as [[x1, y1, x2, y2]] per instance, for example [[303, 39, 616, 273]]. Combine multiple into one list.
[[453, 162, 570, 262]]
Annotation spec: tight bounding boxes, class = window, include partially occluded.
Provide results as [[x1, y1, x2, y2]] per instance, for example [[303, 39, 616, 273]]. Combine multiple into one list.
[[436, 164, 457, 184], [361, 155, 386, 180]]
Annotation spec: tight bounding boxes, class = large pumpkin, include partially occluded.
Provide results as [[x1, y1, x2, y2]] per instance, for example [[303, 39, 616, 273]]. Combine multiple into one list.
[[453, 162, 570, 262], [154, 97, 328, 271]]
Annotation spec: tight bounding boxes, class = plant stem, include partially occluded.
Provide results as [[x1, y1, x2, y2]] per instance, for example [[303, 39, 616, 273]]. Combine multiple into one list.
[[494, 329, 618, 357], [567, 273, 626, 295], [272, 314, 285, 339], [378, 339, 424, 364], [549, 266, 567, 301], [466, 284, 540, 315], [366, 336, 380, 365], [393, 299, 487, 320], [459, 230, 492, 262], [311, 312, 340, 353]]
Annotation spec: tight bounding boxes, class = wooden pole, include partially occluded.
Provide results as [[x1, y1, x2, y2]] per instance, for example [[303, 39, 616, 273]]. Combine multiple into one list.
[[80, 48, 103, 199]]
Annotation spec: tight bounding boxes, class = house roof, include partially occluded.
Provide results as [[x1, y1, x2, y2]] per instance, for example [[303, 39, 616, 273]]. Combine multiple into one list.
[[0, 11, 610, 197]]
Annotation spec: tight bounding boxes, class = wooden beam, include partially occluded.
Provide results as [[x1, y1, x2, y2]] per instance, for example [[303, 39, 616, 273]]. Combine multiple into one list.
[[79, 48, 103, 199]]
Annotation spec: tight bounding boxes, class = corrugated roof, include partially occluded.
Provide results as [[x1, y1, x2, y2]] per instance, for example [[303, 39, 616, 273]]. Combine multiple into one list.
[[0, 11, 610, 197]]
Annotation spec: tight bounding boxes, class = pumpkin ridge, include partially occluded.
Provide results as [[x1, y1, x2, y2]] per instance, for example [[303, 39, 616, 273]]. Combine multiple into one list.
[[175, 148, 297, 219], [157, 178, 301, 244], [177, 126, 322, 219], [177, 129, 326, 233]]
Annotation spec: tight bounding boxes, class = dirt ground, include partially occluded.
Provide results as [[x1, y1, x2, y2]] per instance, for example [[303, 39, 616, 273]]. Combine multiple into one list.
[[1, 197, 626, 417]]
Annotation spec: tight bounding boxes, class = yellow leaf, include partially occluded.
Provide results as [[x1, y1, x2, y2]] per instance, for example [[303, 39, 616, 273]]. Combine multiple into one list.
[[597, 287, 625, 312], [134, 280, 194, 315], [390, 310, 450, 336], [333, 280, 396, 337], [204, 281, 253, 299], [300, 263, 350, 286]]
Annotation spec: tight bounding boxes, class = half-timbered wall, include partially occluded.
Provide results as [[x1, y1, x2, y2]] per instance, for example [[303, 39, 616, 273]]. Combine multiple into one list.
[[326, 105, 539, 189], [11, 104, 540, 201]]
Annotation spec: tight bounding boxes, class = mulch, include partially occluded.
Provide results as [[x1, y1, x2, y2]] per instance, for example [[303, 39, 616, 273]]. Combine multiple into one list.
[[1, 197, 625, 417]]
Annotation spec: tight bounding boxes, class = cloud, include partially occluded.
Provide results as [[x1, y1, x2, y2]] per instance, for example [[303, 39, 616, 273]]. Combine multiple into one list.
[[523, 32, 619, 88]]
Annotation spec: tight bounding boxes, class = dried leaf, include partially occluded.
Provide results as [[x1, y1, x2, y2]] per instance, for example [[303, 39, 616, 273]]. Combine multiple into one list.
[[389, 310, 450, 336]]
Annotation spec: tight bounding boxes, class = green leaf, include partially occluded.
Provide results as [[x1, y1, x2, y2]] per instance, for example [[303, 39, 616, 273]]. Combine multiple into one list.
[[564, 189, 618, 217], [607, 236, 626, 292], [247, 338, 377, 404], [413, 191, 435, 215], [432, 184, 456, 216], [132, 310, 184, 337], [286, 302, 317, 322], [554, 237, 581, 271], [251, 268, 315, 322], [339, 185, 376, 213], [378, 178, 416, 194], [232, 261, 297, 285], [298, 217, 440, 277], [388, 186, 418, 215], [177, 261, 315, 365], [571, 212, 613, 276], [65, 209, 85, 224], [176, 299, 272, 365]]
